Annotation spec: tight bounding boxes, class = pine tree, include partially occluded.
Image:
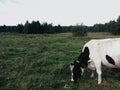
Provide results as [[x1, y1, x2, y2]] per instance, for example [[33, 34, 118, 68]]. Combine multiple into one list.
[[23, 21, 31, 34]]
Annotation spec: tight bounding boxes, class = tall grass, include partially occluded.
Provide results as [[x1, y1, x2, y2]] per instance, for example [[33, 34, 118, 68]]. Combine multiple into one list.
[[0, 32, 120, 90]]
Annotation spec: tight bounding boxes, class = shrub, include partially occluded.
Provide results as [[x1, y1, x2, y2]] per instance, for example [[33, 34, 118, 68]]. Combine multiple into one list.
[[72, 25, 88, 37]]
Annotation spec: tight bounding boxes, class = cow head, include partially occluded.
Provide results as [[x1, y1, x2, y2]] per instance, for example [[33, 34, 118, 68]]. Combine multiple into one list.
[[70, 47, 90, 83], [70, 60, 84, 83]]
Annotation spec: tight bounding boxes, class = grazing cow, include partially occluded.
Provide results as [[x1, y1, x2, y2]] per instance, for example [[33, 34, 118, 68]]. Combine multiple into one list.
[[70, 38, 120, 84]]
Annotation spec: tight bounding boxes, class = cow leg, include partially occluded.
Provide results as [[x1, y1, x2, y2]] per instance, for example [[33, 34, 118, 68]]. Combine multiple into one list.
[[71, 74, 74, 82], [90, 70, 95, 78], [95, 63, 102, 84]]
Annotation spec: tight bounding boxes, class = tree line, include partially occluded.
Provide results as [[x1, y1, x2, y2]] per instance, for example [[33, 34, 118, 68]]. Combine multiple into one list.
[[89, 16, 120, 35], [0, 16, 120, 35], [0, 21, 71, 34], [71, 16, 120, 36]]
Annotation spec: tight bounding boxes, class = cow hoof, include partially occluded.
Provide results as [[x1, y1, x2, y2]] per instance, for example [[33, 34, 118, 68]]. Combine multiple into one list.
[[98, 82, 101, 85], [71, 79, 74, 82], [90, 75, 94, 78]]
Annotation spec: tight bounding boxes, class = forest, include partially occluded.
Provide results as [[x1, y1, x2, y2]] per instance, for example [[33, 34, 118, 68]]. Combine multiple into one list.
[[0, 16, 120, 35]]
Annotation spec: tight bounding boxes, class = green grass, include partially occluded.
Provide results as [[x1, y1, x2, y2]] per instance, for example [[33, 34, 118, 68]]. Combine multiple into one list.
[[0, 32, 120, 90], [88, 32, 120, 39]]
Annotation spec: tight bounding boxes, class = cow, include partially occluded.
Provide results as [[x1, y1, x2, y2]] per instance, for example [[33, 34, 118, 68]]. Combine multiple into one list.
[[70, 38, 120, 84]]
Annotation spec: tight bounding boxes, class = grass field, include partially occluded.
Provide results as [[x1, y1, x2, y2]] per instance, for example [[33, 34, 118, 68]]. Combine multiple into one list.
[[0, 32, 120, 90]]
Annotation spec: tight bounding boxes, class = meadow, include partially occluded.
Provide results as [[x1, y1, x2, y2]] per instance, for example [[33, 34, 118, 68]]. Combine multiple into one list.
[[0, 32, 120, 90]]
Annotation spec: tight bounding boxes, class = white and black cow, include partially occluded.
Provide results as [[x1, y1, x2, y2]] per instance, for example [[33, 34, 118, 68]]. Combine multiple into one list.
[[70, 38, 120, 84]]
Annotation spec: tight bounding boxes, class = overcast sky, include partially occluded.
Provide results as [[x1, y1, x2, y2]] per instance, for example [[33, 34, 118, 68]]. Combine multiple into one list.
[[0, 0, 120, 26]]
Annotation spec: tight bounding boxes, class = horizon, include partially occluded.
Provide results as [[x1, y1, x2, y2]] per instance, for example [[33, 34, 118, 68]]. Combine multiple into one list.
[[0, 0, 120, 26]]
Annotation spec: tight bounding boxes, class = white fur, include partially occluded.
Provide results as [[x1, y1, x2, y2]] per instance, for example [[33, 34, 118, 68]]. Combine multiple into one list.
[[70, 64, 74, 82], [80, 67, 84, 75], [83, 38, 120, 84]]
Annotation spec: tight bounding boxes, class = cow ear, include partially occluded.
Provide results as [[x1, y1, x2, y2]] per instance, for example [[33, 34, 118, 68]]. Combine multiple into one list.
[[83, 47, 89, 56], [76, 60, 80, 63], [88, 60, 92, 63]]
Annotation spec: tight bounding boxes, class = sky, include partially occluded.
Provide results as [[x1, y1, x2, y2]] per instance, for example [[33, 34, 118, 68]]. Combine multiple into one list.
[[0, 0, 120, 26]]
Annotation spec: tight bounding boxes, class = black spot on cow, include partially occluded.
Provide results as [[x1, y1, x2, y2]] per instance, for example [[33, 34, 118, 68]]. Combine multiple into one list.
[[77, 47, 90, 67], [106, 55, 115, 65], [84, 47, 90, 56]]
